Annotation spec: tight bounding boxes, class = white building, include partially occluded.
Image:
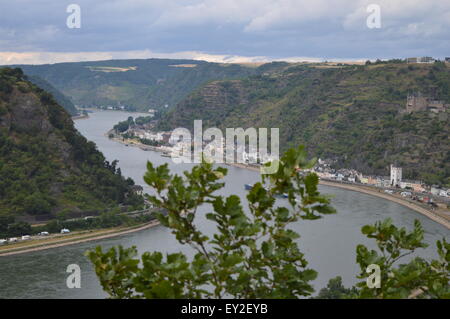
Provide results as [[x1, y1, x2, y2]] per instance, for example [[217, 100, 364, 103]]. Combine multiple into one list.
[[390, 164, 402, 187], [243, 150, 259, 164], [406, 57, 435, 63], [431, 187, 449, 198], [137, 131, 164, 141]]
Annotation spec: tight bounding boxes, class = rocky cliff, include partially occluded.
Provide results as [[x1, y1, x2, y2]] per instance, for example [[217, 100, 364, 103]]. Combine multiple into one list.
[[0, 68, 138, 222]]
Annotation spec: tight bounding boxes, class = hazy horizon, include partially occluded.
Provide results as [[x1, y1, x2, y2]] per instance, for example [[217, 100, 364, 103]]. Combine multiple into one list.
[[1, 0, 449, 65]]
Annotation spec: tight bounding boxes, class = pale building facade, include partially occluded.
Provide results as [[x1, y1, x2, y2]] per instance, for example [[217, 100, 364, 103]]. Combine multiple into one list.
[[390, 165, 402, 187]]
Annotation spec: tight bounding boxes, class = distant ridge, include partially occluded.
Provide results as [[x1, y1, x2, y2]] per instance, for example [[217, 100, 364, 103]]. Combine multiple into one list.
[[158, 61, 450, 186], [11, 58, 287, 112]]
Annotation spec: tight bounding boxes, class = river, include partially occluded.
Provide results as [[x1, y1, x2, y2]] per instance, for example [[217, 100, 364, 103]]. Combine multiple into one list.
[[0, 110, 448, 299]]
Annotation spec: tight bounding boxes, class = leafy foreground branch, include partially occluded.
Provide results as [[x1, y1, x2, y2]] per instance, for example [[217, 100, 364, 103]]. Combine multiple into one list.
[[86, 146, 449, 299]]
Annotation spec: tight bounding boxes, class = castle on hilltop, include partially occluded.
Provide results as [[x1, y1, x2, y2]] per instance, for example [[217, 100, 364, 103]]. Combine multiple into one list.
[[405, 92, 448, 114]]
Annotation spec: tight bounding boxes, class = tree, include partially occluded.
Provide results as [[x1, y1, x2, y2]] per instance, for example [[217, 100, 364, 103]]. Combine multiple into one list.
[[354, 218, 449, 299], [86, 146, 449, 299], [8, 221, 32, 237], [23, 193, 52, 215], [315, 276, 357, 299], [0, 215, 15, 237], [87, 146, 336, 298]]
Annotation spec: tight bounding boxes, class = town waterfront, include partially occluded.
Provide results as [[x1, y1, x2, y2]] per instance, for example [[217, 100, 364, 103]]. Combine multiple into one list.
[[0, 110, 448, 299]]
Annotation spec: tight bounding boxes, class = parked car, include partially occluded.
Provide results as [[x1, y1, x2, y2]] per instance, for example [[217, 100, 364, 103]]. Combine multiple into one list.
[[384, 189, 394, 194], [400, 191, 412, 197], [38, 231, 49, 236], [8, 237, 18, 243], [438, 190, 449, 197], [60, 228, 70, 234], [21, 235, 31, 240], [0, 239, 7, 245]]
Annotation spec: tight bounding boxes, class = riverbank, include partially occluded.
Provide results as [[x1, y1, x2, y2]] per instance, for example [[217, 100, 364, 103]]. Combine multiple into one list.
[[224, 162, 450, 229], [105, 133, 450, 230], [106, 129, 167, 153], [319, 180, 450, 229], [0, 220, 160, 257], [72, 113, 89, 120], [223, 162, 450, 229]]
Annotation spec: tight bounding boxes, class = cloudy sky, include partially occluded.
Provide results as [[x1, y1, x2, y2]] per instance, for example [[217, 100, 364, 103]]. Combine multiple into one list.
[[0, 0, 449, 65]]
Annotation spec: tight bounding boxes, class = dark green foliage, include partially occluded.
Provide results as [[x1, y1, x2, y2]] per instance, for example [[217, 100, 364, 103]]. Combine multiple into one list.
[[134, 116, 153, 125], [38, 212, 154, 235], [0, 215, 33, 238], [315, 276, 357, 299], [6, 221, 32, 237], [366, 59, 406, 65], [0, 67, 141, 222], [355, 218, 449, 298], [23, 193, 53, 215], [0, 68, 23, 97], [159, 63, 450, 186], [0, 212, 152, 238], [15, 59, 277, 111], [87, 147, 449, 299], [27, 75, 79, 116], [87, 146, 338, 298], [113, 116, 135, 133], [0, 215, 14, 235]]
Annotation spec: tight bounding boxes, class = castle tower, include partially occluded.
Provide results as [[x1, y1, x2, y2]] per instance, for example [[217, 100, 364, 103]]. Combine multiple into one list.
[[390, 164, 402, 187]]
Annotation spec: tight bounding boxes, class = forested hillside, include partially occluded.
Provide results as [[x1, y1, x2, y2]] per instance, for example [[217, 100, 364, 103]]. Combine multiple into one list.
[[158, 62, 450, 186], [0, 68, 141, 223], [14, 59, 285, 111], [27, 75, 79, 116]]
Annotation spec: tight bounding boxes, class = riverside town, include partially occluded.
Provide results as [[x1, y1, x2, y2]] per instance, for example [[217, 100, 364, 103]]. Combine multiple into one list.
[[0, 0, 449, 307]]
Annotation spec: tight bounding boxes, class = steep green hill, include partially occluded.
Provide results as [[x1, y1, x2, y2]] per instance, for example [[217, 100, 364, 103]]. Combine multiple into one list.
[[14, 59, 285, 112], [27, 75, 79, 116], [158, 62, 450, 186], [0, 68, 140, 222]]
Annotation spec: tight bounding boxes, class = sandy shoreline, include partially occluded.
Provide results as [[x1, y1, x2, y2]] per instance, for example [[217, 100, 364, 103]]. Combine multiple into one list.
[[0, 220, 160, 257]]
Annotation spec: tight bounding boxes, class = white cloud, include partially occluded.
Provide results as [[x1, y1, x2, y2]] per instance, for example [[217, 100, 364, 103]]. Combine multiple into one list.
[[151, 0, 260, 28], [343, 0, 450, 37], [0, 0, 448, 60], [150, 0, 352, 32], [0, 50, 334, 65], [244, 0, 351, 32]]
